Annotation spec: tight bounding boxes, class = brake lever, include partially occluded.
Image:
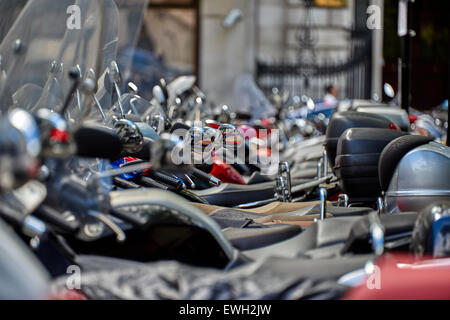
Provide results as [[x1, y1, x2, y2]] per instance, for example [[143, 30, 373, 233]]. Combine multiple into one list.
[[34, 205, 80, 234], [87, 210, 126, 243]]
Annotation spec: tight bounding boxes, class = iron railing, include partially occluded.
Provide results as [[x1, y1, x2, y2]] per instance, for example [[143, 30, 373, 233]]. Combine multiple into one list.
[[256, 31, 372, 101]]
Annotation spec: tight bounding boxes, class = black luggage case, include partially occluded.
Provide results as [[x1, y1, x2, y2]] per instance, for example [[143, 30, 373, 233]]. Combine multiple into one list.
[[325, 111, 394, 170], [334, 128, 407, 201]]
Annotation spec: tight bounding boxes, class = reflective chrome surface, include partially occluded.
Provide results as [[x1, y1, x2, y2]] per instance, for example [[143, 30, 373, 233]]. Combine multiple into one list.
[[113, 118, 144, 153], [216, 124, 244, 149], [7, 108, 41, 157], [0, 109, 41, 190], [386, 142, 450, 213]]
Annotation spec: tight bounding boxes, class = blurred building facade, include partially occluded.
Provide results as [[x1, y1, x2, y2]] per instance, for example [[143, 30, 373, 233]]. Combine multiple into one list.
[[197, 0, 383, 107], [98, 0, 450, 110], [1, 0, 446, 110]]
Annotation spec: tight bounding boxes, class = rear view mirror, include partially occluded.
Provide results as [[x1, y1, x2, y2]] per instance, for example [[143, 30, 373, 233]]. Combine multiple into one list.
[[384, 83, 395, 99]]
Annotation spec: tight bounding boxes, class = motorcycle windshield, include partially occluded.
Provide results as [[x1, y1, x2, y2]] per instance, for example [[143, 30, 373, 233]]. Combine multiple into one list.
[[104, 93, 164, 126], [86, 0, 151, 125], [0, 0, 109, 123], [0, 0, 149, 214], [0, 0, 149, 126]]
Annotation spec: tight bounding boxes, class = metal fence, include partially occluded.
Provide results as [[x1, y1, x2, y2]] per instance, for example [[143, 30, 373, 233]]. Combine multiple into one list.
[[256, 31, 372, 101]]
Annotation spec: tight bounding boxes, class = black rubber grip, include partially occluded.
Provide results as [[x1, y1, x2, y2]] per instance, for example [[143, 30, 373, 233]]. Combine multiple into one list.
[[0, 203, 25, 228], [34, 205, 80, 234], [136, 176, 170, 191], [113, 177, 140, 189], [148, 170, 183, 190], [190, 167, 213, 184], [74, 125, 122, 160]]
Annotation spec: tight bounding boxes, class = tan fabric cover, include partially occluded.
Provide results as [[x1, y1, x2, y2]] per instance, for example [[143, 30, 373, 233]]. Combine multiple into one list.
[[193, 200, 331, 215]]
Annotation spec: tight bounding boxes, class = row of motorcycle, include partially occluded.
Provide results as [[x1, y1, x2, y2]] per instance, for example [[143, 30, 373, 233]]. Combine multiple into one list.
[[0, 0, 449, 300]]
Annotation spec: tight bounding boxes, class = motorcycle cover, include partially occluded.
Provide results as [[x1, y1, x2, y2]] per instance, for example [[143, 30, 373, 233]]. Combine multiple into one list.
[[51, 256, 348, 300]]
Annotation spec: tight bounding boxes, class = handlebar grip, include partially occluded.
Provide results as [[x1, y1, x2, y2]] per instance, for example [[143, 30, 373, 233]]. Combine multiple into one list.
[[189, 168, 221, 187], [148, 170, 184, 190], [0, 202, 25, 228], [136, 176, 170, 191], [0, 204, 47, 237], [34, 205, 80, 234], [74, 125, 122, 160], [113, 177, 141, 189]]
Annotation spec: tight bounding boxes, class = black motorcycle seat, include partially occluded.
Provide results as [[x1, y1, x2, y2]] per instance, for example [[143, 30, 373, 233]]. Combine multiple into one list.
[[193, 181, 276, 206], [210, 207, 308, 251], [193, 176, 314, 199], [223, 225, 302, 250], [193, 177, 313, 207], [246, 171, 273, 184], [243, 212, 418, 260], [193, 181, 275, 196], [342, 212, 418, 254], [192, 174, 336, 207], [208, 205, 372, 251], [243, 217, 360, 260]]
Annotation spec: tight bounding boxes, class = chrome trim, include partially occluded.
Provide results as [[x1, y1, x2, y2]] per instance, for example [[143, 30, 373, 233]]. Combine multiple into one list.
[[88, 210, 126, 243], [235, 197, 277, 209], [337, 194, 349, 207], [369, 212, 384, 256], [377, 196, 385, 213], [291, 175, 333, 194], [386, 190, 450, 197], [319, 188, 327, 220], [23, 216, 46, 238]]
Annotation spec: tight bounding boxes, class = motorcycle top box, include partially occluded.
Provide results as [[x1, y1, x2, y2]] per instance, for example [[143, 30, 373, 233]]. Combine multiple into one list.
[[381, 137, 450, 213], [325, 111, 396, 169], [356, 106, 410, 132], [334, 128, 406, 202]]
